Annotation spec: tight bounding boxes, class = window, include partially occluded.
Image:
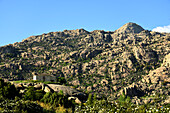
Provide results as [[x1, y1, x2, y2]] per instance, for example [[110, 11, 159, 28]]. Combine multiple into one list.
[[43, 76, 45, 81]]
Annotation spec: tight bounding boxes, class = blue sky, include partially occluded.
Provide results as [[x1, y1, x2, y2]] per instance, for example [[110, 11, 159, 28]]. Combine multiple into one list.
[[0, 0, 170, 46]]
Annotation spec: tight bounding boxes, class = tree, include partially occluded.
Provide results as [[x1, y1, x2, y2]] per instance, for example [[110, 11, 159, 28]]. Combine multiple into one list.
[[40, 91, 74, 108], [93, 93, 97, 104], [87, 93, 92, 105], [24, 87, 36, 101], [118, 93, 132, 108], [24, 87, 45, 101], [56, 77, 66, 84], [0, 78, 19, 99]]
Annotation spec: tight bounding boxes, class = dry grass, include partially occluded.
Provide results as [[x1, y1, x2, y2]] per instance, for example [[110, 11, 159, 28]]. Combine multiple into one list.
[[38, 101, 53, 110], [55, 106, 72, 113], [38, 101, 72, 113]]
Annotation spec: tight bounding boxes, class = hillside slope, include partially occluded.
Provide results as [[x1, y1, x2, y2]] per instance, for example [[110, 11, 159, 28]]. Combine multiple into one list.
[[0, 22, 169, 104]]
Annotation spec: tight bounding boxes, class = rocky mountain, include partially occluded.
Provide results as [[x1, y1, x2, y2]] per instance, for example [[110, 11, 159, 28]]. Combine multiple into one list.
[[0, 22, 169, 104]]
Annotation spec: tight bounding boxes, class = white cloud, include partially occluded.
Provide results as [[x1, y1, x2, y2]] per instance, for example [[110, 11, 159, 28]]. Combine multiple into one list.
[[152, 25, 170, 33]]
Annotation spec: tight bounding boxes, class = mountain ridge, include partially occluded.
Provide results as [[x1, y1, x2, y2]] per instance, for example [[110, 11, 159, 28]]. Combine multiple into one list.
[[11, 22, 144, 45]]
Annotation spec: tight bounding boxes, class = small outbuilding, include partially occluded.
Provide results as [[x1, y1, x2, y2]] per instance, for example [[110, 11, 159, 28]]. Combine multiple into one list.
[[33, 73, 57, 82]]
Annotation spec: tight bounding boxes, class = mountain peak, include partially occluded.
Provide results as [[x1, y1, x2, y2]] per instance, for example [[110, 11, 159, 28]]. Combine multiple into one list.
[[115, 22, 144, 34]]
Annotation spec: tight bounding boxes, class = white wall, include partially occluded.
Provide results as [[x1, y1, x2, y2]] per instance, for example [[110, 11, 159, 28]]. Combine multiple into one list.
[[33, 75, 36, 80]]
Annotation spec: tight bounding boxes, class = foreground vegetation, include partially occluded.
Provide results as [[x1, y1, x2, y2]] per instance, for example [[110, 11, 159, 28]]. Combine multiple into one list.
[[75, 94, 170, 113], [0, 78, 169, 113], [0, 78, 74, 112]]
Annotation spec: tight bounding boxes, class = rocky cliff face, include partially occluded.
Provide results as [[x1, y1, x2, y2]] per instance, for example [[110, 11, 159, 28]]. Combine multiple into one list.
[[0, 22, 169, 104]]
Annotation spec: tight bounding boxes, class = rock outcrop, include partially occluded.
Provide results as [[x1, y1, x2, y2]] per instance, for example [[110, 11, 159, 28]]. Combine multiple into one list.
[[47, 84, 86, 99], [12, 82, 87, 102], [162, 53, 170, 67], [115, 22, 144, 34]]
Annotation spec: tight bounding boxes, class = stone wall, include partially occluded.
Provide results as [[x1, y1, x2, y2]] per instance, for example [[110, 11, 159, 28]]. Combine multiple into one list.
[[33, 75, 56, 82]]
